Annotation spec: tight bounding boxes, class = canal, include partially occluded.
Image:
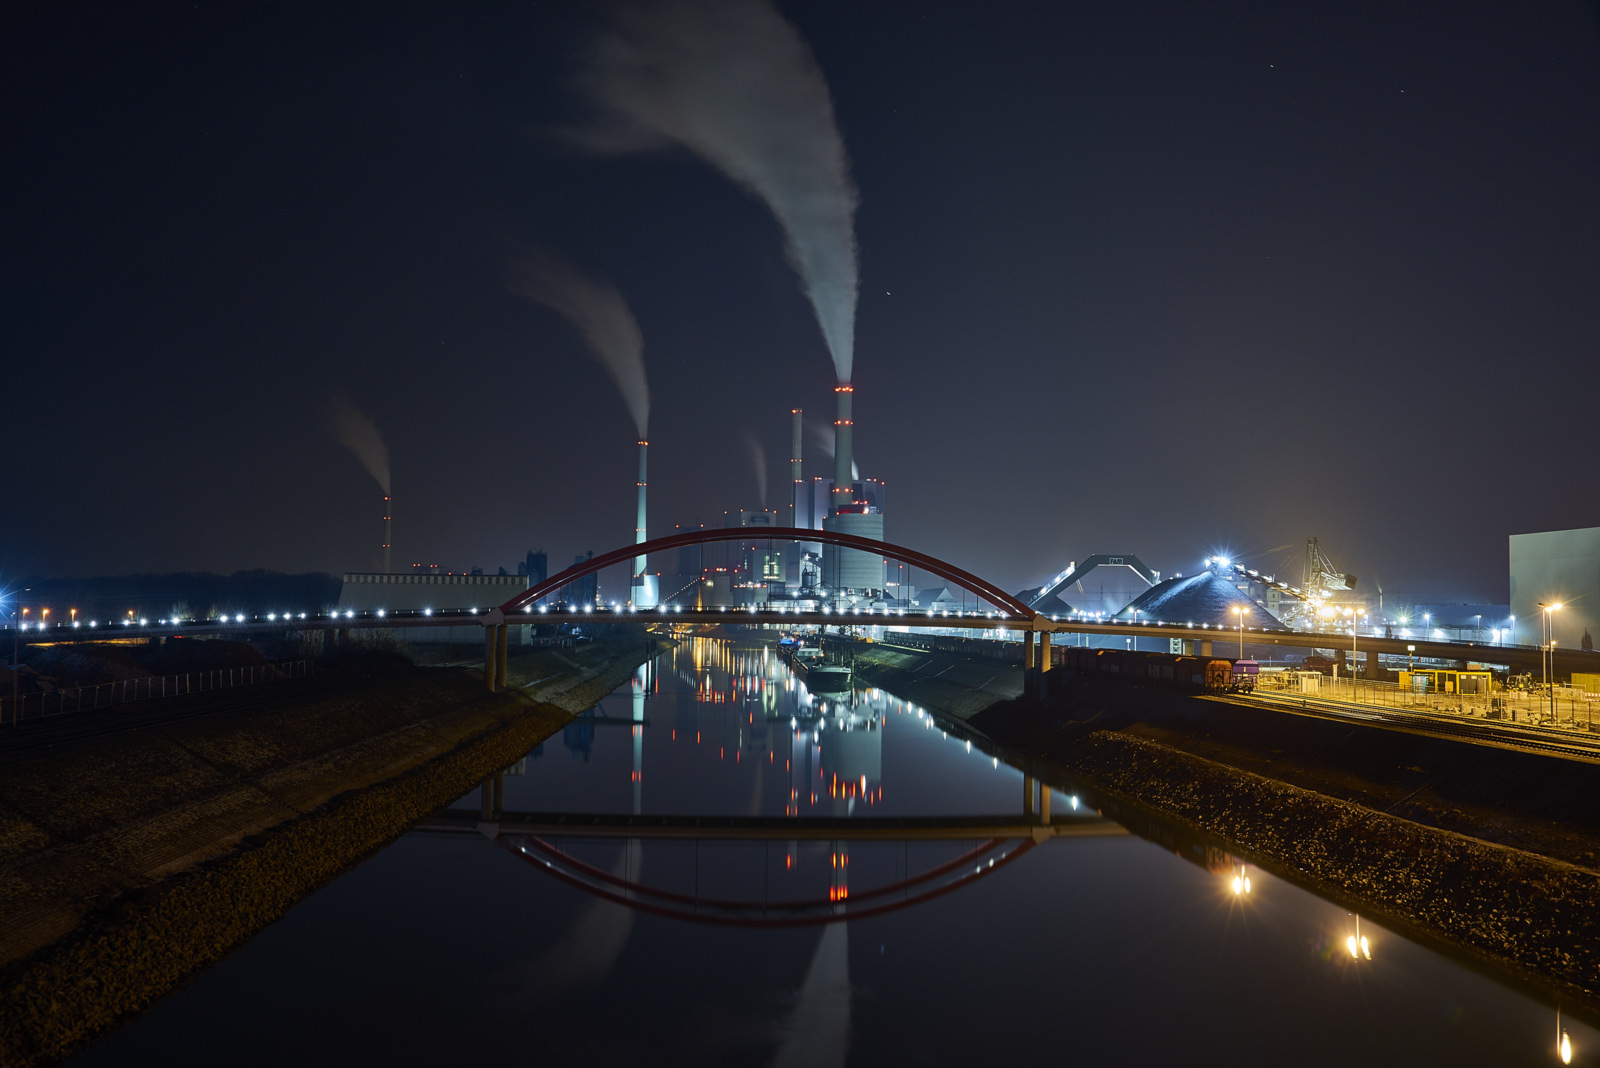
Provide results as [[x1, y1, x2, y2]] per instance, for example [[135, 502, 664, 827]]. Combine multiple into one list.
[[77, 637, 1594, 1066]]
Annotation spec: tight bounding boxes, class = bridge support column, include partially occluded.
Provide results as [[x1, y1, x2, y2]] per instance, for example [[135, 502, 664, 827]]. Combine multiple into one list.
[[495, 625, 509, 691], [1037, 631, 1051, 699], [480, 778, 493, 820], [1024, 775, 1036, 819], [483, 627, 497, 691], [1023, 633, 1036, 671], [1039, 783, 1051, 822], [492, 770, 505, 812], [1199, 639, 1212, 657]]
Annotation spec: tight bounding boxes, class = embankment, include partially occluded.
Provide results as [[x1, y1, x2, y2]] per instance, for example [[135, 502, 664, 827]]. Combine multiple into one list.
[[0, 631, 664, 1066], [844, 642, 1600, 1016], [828, 639, 1021, 718]]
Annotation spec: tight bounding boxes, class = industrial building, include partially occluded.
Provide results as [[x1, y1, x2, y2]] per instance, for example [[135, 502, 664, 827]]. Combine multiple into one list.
[[1510, 526, 1600, 654], [782, 392, 888, 604], [1021, 555, 1161, 618], [337, 571, 529, 614]]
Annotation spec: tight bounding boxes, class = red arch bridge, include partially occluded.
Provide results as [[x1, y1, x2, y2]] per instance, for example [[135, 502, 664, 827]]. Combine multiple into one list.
[[470, 526, 1574, 689], [10, 526, 1584, 682], [416, 773, 1126, 928]]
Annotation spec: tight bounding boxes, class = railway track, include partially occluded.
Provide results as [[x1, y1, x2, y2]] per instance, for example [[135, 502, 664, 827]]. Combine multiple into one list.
[[1225, 690, 1600, 763]]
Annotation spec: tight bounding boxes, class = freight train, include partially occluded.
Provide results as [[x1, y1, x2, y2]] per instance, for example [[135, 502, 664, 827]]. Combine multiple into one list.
[[1049, 646, 1258, 693]]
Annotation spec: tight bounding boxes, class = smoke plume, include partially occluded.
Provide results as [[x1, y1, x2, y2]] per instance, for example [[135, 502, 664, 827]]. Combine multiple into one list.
[[807, 420, 857, 478], [511, 247, 649, 436], [581, 0, 859, 383], [328, 396, 391, 495], [746, 432, 768, 506]]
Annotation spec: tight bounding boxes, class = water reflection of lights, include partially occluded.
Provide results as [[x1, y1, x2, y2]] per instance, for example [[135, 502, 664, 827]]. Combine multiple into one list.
[[1558, 1008, 1574, 1064], [1346, 914, 1373, 960], [1230, 868, 1253, 896]]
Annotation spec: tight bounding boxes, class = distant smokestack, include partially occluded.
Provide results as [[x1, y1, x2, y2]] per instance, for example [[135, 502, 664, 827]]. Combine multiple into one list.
[[831, 385, 853, 515], [790, 408, 805, 528], [382, 495, 392, 573], [635, 440, 648, 579]]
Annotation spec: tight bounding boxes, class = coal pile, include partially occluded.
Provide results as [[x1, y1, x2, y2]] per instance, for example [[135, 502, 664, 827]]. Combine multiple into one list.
[[1117, 572, 1284, 629]]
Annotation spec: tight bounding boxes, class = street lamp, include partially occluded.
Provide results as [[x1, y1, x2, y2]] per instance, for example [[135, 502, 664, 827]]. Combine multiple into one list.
[[1407, 644, 1416, 672], [1231, 605, 1249, 659], [6, 587, 29, 726], [1540, 602, 1563, 722], [1344, 607, 1360, 686]]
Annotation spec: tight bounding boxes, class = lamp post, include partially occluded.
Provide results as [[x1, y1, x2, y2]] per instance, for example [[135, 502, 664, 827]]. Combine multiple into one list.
[[1540, 602, 1562, 722], [1407, 644, 1416, 672], [7, 587, 28, 727], [1231, 605, 1249, 659], [1344, 607, 1360, 691]]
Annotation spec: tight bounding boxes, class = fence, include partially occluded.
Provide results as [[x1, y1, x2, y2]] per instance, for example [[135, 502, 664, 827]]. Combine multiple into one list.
[[1255, 672, 1600, 730], [1, 660, 314, 725]]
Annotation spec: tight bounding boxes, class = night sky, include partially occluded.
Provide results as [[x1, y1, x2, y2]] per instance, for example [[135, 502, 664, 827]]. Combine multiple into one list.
[[6, 1, 1597, 602]]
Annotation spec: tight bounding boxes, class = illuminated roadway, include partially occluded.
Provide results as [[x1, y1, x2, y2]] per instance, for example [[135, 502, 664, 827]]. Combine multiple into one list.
[[7, 603, 1591, 676]]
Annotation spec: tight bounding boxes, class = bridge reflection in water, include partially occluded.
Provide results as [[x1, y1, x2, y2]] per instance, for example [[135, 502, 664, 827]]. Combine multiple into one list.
[[73, 635, 1600, 1067], [420, 637, 1140, 929]]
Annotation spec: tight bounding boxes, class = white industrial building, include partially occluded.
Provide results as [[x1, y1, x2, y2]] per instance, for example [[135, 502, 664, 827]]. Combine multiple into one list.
[[337, 572, 529, 613], [337, 572, 536, 647], [1509, 526, 1600, 653]]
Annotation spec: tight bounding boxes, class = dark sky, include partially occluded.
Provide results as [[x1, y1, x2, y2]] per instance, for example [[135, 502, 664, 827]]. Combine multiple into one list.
[[5, 1, 1597, 602]]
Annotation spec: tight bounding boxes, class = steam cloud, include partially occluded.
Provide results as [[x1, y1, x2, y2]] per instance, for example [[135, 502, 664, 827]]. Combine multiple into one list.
[[746, 432, 768, 506], [511, 247, 649, 436], [806, 420, 857, 479], [328, 396, 391, 495], [581, 0, 859, 383]]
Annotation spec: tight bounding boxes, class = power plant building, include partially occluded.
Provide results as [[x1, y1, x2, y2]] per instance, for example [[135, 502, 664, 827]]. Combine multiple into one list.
[[1510, 526, 1600, 653], [337, 571, 529, 613]]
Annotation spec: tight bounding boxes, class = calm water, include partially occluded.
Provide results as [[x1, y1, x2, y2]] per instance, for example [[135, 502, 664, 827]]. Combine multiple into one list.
[[79, 638, 1594, 1066]]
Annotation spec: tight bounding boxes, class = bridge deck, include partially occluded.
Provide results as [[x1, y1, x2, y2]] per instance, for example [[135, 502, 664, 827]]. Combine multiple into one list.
[[417, 810, 1127, 841], [8, 608, 1592, 674]]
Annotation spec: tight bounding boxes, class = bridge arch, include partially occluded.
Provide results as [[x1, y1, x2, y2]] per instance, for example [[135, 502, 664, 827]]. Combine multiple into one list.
[[499, 525, 1036, 621], [502, 833, 1038, 927]]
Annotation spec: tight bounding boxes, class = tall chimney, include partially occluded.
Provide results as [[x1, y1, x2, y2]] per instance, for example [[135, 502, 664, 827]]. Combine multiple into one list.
[[635, 440, 648, 580], [382, 495, 392, 573], [790, 408, 805, 529], [831, 385, 853, 516]]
